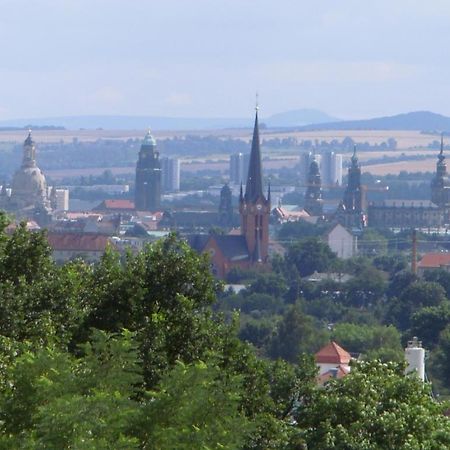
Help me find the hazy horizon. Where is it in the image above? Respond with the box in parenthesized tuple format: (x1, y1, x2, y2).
(2, 0, 450, 121)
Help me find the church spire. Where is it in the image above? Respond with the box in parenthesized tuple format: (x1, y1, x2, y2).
(439, 133, 445, 162)
(244, 107, 265, 203)
(351, 144, 358, 166)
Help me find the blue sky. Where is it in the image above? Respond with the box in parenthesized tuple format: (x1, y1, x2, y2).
(1, 0, 450, 120)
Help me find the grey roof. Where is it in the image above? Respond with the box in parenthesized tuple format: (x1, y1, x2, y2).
(371, 200, 438, 208)
(185, 234, 210, 253)
(211, 234, 249, 261)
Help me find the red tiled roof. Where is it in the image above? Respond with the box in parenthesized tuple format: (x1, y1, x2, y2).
(315, 341, 351, 364)
(103, 199, 135, 210)
(47, 232, 111, 252)
(418, 253, 450, 269)
(93, 200, 135, 211)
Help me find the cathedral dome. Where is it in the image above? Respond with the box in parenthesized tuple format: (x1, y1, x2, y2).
(11, 166, 47, 198)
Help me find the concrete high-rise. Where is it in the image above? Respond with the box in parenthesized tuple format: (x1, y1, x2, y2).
(321, 152, 343, 186)
(230, 152, 250, 184)
(161, 157, 180, 192)
(135, 130, 161, 211)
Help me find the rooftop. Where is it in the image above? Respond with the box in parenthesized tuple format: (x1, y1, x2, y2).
(315, 341, 351, 365)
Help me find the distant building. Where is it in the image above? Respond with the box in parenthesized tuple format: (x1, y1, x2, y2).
(367, 141, 450, 230)
(321, 151, 343, 186)
(55, 189, 69, 211)
(304, 157, 323, 216)
(368, 200, 445, 229)
(336, 147, 363, 229)
(135, 130, 161, 211)
(218, 183, 233, 227)
(93, 199, 135, 213)
(229, 152, 250, 184)
(326, 223, 357, 259)
(299, 151, 319, 186)
(47, 232, 113, 263)
(271, 205, 311, 224)
(187, 107, 270, 278)
(161, 157, 180, 192)
(417, 252, 450, 276)
(431, 135, 450, 208)
(315, 341, 352, 385)
(0, 131, 53, 225)
(239, 108, 271, 265)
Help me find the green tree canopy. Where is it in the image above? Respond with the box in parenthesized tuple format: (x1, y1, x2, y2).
(297, 360, 450, 449)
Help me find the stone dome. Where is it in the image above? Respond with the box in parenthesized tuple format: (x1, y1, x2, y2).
(10, 166, 48, 208)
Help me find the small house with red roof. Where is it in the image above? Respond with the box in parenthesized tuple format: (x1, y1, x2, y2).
(315, 341, 352, 384)
(417, 252, 450, 276)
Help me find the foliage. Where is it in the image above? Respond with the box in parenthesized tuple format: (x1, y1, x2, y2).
(297, 360, 450, 449)
(285, 237, 337, 277)
(269, 304, 328, 362)
(331, 323, 403, 362)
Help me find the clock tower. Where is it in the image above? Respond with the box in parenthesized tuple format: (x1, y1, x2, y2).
(239, 108, 270, 263)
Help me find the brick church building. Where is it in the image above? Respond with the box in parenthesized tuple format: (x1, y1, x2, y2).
(188, 108, 271, 278)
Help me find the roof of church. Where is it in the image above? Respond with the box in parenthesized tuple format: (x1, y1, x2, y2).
(185, 234, 210, 253)
(244, 110, 265, 203)
(186, 233, 249, 261)
(211, 234, 249, 261)
(315, 341, 351, 364)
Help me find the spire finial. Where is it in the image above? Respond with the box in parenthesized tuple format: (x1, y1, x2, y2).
(255, 92, 259, 112)
(353, 144, 357, 157)
(441, 133, 444, 155)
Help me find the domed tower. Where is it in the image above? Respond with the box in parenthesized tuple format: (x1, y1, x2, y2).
(239, 107, 270, 263)
(9, 131, 50, 211)
(135, 130, 161, 211)
(304, 156, 323, 215)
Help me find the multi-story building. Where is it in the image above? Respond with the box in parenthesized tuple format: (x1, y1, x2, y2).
(161, 157, 180, 192)
(229, 152, 250, 185)
(321, 151, 343, 186)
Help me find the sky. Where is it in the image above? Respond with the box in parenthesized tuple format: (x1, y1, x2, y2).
(1, 0, 450, 120)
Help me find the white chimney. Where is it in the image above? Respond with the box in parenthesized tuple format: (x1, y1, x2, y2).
(405, 337, 425, 381)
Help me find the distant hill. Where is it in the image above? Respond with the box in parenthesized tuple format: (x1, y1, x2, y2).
(0, 109, 338, 131)
(265, 109, 340, 127)
(298, 111, 450, 132)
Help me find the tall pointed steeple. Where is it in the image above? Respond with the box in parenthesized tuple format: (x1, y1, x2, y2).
(239, 104, 270, 265)
(244, 108, 265, 203)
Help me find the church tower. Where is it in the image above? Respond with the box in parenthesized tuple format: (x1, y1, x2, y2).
(304, 156, 323, 215)
(218, 183, 233, 227)
(135, 130, 161, 211)
(343, 146, 362, 212)
(431, 135, 450, 207)
(337, 146, 363, 228)
(239, 107, 270, 263)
